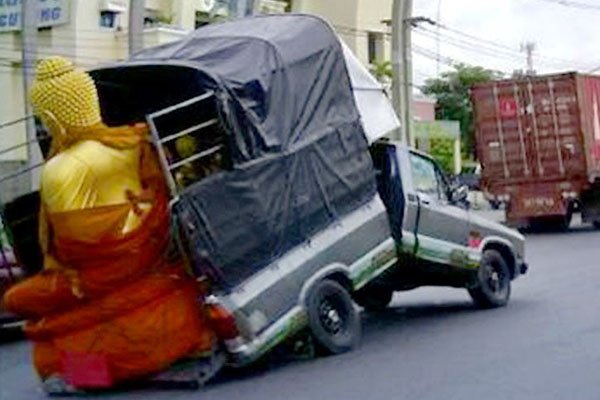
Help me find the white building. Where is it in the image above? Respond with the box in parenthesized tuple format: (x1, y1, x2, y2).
(0, 0, 393, 200)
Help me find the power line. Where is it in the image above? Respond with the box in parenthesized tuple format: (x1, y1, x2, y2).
(433, 24, 594, 67)
(415, 24, 598, 72)
(414, 27, 525, 62)
(528, 0, 600, 10)
(334, 20, 595, 71)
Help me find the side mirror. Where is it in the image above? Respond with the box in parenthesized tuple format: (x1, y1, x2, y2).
(451, 185, 470, 208)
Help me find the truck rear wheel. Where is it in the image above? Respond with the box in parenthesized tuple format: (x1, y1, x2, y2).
(468, 249, 511, 308)
(306, 279, 360, 355)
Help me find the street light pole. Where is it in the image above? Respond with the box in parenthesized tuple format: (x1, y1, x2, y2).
(129, 0, 145, 56)
(234, 0, 255, 17)
(21, 0, 40, 190)
(401, 0, 415, 148)
(391, 0, 403, 142)
(391, 0, 414, 146)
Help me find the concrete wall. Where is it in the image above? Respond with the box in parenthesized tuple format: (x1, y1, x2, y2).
(413, 98, 436, 122)
(292, 0, 392, 66)
(292, 0, 360, 57)
(354, 0, 392, 64)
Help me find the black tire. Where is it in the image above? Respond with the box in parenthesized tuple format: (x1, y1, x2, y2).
(353, 286, 393, 311)
(529, 214, 571, 232)
(593, 221, 600, 230)
(468, 250, 511, 308)
(306, 279, 361, 355)
(554, 212, 572, 232)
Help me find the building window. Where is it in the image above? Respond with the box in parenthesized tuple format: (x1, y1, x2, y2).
(257, 0, 288, 14)
(100, 11, 117, 28)
(368, 32, 384, 64)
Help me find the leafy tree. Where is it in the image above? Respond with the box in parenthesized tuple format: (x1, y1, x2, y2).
(428, 136, 454, 174)
(422, 63, 503, 158)
(370, 60, 392, 84)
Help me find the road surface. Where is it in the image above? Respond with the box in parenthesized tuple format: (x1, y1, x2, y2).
(1, 219, 599, 400)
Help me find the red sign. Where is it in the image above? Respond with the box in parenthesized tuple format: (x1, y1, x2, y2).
(61, 352, 113, 388)
(499, 98, 518, 118)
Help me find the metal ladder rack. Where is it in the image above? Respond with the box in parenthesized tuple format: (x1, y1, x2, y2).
(146, 91, 226, 200)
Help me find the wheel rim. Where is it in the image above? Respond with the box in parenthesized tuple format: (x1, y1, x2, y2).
(482, 259, 508, 298)
(318, 296, 346, 336)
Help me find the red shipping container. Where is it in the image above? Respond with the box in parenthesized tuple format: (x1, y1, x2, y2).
(471, 72, 600, 226)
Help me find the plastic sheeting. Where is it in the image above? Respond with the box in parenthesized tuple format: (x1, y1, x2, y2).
(91, 15, 382, 288)
(341, 41, 401, 144)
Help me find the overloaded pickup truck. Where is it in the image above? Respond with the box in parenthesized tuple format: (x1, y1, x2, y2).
(0, 15, 528, 390)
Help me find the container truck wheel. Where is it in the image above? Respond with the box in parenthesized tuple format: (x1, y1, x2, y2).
(306, 279, 361, 355)
(549, 212, 572, 232)
(468, 249, 511, 308)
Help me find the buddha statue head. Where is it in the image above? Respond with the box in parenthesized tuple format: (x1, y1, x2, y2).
(30, 56, 102, 141)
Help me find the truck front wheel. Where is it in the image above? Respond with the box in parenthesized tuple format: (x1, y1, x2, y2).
(306, 279, 361, 355)
(468, 250, 511, 308)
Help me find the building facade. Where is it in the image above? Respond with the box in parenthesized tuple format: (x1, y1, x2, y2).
(0, 0, 395, 200)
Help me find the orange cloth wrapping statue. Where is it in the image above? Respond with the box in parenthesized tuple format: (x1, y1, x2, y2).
(3, 57, 215, 387)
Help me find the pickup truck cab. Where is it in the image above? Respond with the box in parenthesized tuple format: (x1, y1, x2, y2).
(355, 140, 528, 310)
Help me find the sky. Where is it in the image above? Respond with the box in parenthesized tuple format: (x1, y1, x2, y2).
(411, 0, 600, 85)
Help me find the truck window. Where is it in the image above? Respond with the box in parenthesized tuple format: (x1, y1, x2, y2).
(410, 153, 445, 202)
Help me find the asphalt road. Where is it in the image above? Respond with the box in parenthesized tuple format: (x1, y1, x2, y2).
(2, 219, 600, 400)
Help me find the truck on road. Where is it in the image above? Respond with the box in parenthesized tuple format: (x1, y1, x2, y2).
(472, 72, 600, 230)
(1, 15, 528, 392)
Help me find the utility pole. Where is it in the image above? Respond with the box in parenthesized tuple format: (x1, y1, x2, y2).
(129, 0, 145, 56)
(521, 41, 536, 76)
(436, 0, 442, 76)
(22, 0, 40, 190)
(233, 0, 255, 17)
(391, 0, 416, 146)
(391, 0, 406, 143)
(401, 1, 415, 148)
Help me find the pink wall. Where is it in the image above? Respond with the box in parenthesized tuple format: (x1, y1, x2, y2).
(413, 98, 436, 122)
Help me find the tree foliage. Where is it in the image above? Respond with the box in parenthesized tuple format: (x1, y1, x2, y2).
(370, 60, 392, 84)
(422, 64, 503, 157)
(428, 136, 455, 174)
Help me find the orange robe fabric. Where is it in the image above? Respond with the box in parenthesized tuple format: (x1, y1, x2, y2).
(4, 125, 215, 387)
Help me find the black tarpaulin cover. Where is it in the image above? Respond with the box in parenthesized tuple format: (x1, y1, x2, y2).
(122, 15, 378, 288)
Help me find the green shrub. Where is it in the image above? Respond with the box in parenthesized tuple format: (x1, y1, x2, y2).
(429, 136, 454, 174)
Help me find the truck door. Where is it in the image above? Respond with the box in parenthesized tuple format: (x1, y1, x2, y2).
(372, 144, 405, 242)
(408, 152, 470, 265)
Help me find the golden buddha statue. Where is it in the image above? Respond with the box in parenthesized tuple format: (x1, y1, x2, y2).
(3, 57, 215, 390)
(30, 56, 148, 236)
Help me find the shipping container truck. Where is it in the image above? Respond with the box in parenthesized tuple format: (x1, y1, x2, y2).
(471, 72, 600, 229)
